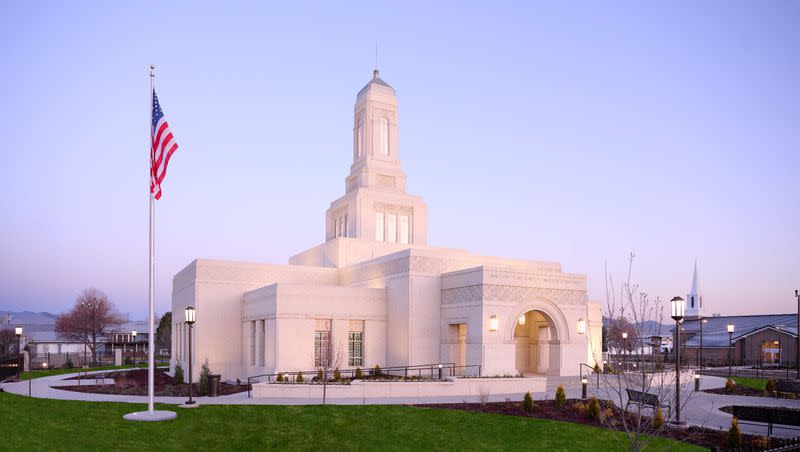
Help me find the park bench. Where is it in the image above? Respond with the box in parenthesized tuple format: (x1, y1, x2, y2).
(731, 405, 800, 436)
(625, 388, 671, 417)
(776, 381, 800, 399)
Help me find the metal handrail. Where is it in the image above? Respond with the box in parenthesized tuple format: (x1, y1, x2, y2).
(247, 362, 485, 398)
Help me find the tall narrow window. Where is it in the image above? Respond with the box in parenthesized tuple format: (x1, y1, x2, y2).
(250, 321, 256, 366)
(357, 120, 364, 157)
(375, 212, 384, 241)
(314, 330, 330, 367)
(379, 116, 389, 155)
(399, 214, 409, 244)
(387, 213, 397, 242)
(348, 332, 364, 366)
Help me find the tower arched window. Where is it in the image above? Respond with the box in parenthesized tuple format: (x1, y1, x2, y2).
(379, 116, 389, 156)
(357, 120, 364, 157)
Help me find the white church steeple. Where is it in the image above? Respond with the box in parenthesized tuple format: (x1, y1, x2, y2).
(322, 70, 428, 246)
(685, 261, 703, 319)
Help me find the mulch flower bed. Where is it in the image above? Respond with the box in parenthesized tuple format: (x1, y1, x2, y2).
(703, 387, 793, 399)
(416, 398, 794, 451)
(53, 368, 249, 396)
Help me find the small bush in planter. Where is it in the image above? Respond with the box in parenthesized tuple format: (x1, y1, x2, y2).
(724, 378, 736, 394)
(652, 406, 664, 429)
(199, 359, 211, 394)
(765, 379, 776, 395)
(316, 369, 323, 382)
(296, 373, 304, 383)
(333, 368, 341, 381)
(555, 384, 566, 408)
(173, 362, 185, 384)
(276, 373, 284, 383)
(522, 392, 534, 413)
(373, 364, 381, 377)
(354, 367, 363, 379)
(593, 363, 601, 374)
(587, 396, 601, 421)
(726, 417, 742, 448)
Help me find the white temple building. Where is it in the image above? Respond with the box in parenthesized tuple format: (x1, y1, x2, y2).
(171, 70, 602, 381)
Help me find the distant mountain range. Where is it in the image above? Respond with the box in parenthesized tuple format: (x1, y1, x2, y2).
(0, 311, 58, 333)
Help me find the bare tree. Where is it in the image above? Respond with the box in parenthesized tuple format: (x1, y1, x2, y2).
(588, 254, 697, 451)
(55, 288, 125, 363)
(317, 337, 345, 405)
(0, 329, 17, 355)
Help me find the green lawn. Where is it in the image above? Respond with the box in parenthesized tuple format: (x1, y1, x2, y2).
(0, 392, 702, 451)
(731, 377, 768, 391)
(19, 364, 168, 380)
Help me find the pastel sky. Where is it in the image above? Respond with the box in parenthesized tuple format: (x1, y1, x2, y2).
(1, 1, 798, 319)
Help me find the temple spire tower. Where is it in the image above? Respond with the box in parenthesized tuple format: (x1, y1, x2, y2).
(323, 70, 428, 248)
(685, 261, 703, 319)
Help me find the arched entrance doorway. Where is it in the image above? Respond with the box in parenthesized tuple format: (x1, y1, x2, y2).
(513, 310, 560, 376)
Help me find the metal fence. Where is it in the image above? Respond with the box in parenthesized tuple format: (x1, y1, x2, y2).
(26, 351, 169, 370)
(247, 362, 483, 397)
(698, 360, 800, 381)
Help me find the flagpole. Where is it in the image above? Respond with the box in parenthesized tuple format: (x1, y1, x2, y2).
(123, 65, 175, 422)
(148, 65, 156, 413)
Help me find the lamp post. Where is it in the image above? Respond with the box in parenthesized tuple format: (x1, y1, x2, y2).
(727, 324, 735, 377)
(132, 330, 138, 366)
(622, 332, 628, 371)
(699, 318, 707, 369)
(184, 306, 196, 406)
(670, 296, 685, 425)
(14, 325, 22, 377)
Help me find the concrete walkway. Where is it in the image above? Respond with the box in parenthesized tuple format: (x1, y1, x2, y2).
(2, 370, 799, 438)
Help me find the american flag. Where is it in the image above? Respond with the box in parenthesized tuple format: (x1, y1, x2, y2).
(150, 90, 178, 200)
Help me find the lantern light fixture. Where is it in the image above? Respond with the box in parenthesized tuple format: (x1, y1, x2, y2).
(577, 318, 586, 334)
(670, 296, 685, 321)
(185, 306, 196, 325)
(518, 315, 526, 326)
(489, 315, 498, 332)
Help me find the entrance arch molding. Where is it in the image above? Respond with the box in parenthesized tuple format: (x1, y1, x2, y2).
(504, 297, 570, 343)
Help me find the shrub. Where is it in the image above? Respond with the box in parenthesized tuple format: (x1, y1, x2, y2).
(593, 363, 601, 374)
(555, 384, 566, 408)
(653, 406, 664, 429)
(726, 417, 742, 448)
(355, 367, 364, 379)
(725, 378, 736, 394)
(316, 369, 324, 382)
(523, 392, 534, 413)
(373, 364, 381, 376)
(199, 359, 211, 394)
(276, 373, 284, 383)
(296, 373, 304, 383)
(587, 396, 601, 421)
(124, 357, 134, 365)
(65, 358, 74, 369)
(753, 436, 770, 450)
(333, 368, 341, 381)
(114, 374, 129, 388)
(766, 379, 776, 394)
(173, 362, 185, 384)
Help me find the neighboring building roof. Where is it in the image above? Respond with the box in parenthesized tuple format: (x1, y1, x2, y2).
(674, 314, 797, 348)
